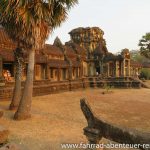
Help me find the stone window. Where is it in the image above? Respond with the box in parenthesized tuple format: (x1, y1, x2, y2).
(63, 69, 67, 80)
(73, 68, 75, 76)
(35, 65, 40, 77)
(51, 69, 53, 78)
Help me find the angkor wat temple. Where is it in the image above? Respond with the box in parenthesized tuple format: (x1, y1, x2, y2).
(0, 27, 141, 81)
(0, 26, 146, 99)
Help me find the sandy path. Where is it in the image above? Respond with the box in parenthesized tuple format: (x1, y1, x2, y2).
(0, 88, 150, 150)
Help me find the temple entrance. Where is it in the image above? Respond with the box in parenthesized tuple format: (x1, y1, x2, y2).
(96, 67, 100, 74)
(62, 68, 67, 80)
(35, 64, 42, 80)
(3, 63, 14, 77)
(119, 62, 122, 76)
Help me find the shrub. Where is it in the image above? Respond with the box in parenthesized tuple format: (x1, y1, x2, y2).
(140, 68, 150, 80)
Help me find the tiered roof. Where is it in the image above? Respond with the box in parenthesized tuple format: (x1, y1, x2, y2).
(0, 28, 86, 68)
(43, 44, 64, 57)
(141, 62, 150, 68)
(130, 60, 142, 68)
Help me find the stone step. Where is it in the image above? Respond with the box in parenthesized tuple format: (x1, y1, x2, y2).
(134, 78, 150, 89)
(0, 126, 9, 144)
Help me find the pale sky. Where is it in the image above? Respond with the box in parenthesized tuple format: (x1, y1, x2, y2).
(46, 0, 150, 53)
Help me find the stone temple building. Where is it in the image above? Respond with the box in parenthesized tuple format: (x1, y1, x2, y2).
(0, 26, 141, 82)
(68, 27, 138, 77)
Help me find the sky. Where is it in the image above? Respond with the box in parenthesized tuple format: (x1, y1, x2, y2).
(46, 0, 150, 53)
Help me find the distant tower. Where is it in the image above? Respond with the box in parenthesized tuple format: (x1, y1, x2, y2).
(69, 27, 107, 58)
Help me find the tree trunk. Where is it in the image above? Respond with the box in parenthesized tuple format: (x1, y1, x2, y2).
(9, 48, 23, 110)
(9, 71, 22, 110)
(14, 49, 35, 120)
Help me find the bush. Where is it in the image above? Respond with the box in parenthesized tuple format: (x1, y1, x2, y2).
(140, 68, 150, 80)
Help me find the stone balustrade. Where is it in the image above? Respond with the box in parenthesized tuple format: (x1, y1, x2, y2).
(80, 99, 150, 150)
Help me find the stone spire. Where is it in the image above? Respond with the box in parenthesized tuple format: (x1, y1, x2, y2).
(68, 27, 107, 58)
(53, 36, 63, 47)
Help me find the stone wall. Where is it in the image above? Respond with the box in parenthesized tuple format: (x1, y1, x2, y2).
(0, 77, 141, 101)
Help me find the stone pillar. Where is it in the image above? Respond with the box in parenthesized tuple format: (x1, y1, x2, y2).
(41, 65, 45, 79)
(0, 56, 5, 86)
(115, 61, 119, 77)
(101, 61, 103, 75)
(75, 68, 78, 79)
(69, 65, 72, 80)
(91, 62, 96, 76)
(122, 60, 125, 77)
(79, 64, 81, 78)
(88, 63, 91, 76)
(115, 61, 117, 77)
(79, 65, 83, 78)
(107, 63, 109, 77)
(34, 65, 36, 81)
(128, 60, 131, 76)
(0, 56, 3, 79)
(66, 68, 69, 79)
(45, 64, 50, 79)
(57, 68, 61, 81)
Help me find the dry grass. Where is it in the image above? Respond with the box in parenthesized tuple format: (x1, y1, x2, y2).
(0, 88, 150, 150)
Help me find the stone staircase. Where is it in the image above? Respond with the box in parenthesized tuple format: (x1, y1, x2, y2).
(91, 76, 142, 88)
(129, 77, 150, 89)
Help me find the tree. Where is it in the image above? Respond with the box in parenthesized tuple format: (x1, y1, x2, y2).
(0, 13, 26, 110)
(0, 0, 78, 120)
(9, 47, 25, 110)
(130, 50, 150, 63)
(139, 33, 150, 59)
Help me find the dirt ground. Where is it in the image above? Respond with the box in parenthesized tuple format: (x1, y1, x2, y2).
(0, 88, 150, 150)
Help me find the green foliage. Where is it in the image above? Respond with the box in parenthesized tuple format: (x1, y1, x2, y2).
(130, 50, 150, 63)
(140, 68, 150, 80)
(139, 33, 150, 59)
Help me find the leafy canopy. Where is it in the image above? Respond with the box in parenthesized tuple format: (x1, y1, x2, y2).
(0, 0, 78, 49)
(139, 33, 150, 59)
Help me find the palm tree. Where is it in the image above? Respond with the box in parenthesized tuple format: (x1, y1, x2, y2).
(0, 0, 78, 120)
(0, 12, 26, 110)
(9, 47, 25, 110)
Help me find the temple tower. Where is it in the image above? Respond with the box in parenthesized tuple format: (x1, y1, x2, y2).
(69, 27, 108, 76)
(69, 27, 107, 58)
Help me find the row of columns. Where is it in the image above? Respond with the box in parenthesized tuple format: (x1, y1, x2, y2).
(0, 60, 84, 82)
(44, 64, 83, 81)
(107, 59, 131, 77)
(121, 59, 130, 77)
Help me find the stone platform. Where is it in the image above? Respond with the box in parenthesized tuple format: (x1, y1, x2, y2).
(0, 77, 141, 101)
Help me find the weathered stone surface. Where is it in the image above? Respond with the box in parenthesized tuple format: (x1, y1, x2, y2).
(0, 126, 9, 144)
(0, 143, 22, 150)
